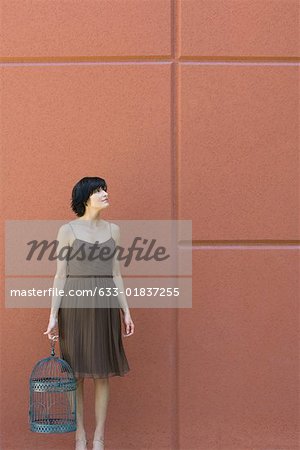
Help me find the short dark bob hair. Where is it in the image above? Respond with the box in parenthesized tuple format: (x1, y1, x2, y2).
(70, 176, 107, 217)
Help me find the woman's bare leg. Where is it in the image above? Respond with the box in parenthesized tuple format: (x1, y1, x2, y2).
(93, 377, 110, 441)
(75, 377, 86, 439)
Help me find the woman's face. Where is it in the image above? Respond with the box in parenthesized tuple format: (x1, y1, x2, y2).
(86, 186, 109, 210)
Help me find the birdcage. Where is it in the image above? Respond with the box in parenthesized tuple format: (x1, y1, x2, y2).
(29, 335, 77, 433)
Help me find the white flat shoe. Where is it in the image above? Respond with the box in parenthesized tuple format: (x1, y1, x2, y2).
(92, 437, 104, 450)
(75, 437, 88, 450)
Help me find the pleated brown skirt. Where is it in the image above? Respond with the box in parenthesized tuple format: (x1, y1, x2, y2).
(57, 276, 130, 379)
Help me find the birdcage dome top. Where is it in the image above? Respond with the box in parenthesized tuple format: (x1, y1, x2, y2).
(30, 356, 75, 378)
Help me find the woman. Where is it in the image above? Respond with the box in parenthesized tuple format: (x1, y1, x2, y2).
(44, 176, 134, 450)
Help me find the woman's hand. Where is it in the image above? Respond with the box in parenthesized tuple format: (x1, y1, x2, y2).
(122, 313, 134, 337)
(43, 316, 59, 341)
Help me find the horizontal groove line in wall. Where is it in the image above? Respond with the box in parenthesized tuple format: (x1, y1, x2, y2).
(179, 56, 300, 62)
(181, 241, 300, 249)
(0, 56, 299, 65)
(0, 55, 173, 63)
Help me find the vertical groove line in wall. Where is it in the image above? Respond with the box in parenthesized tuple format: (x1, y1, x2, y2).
(171, 0, 180, 449)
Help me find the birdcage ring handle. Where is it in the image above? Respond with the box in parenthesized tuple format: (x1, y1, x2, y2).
(50, 334, 59, 346)
(49, 334, 59, 356)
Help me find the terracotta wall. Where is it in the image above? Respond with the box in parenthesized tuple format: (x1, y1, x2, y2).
(1, 1, 299, 449)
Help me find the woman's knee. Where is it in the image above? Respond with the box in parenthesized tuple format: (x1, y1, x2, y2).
(93, 377, 109, 383)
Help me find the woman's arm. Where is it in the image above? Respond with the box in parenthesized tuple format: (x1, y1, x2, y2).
(111, 224, 134, 337)
(111, 224, 130, 316)
(49, 224, 71, 319)
(44, 223, 71, 339)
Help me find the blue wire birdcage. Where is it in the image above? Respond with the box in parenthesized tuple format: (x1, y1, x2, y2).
(29, 334, 77, 433)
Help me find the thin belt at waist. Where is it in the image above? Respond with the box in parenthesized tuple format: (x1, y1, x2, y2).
(67, 275, 113, 278)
